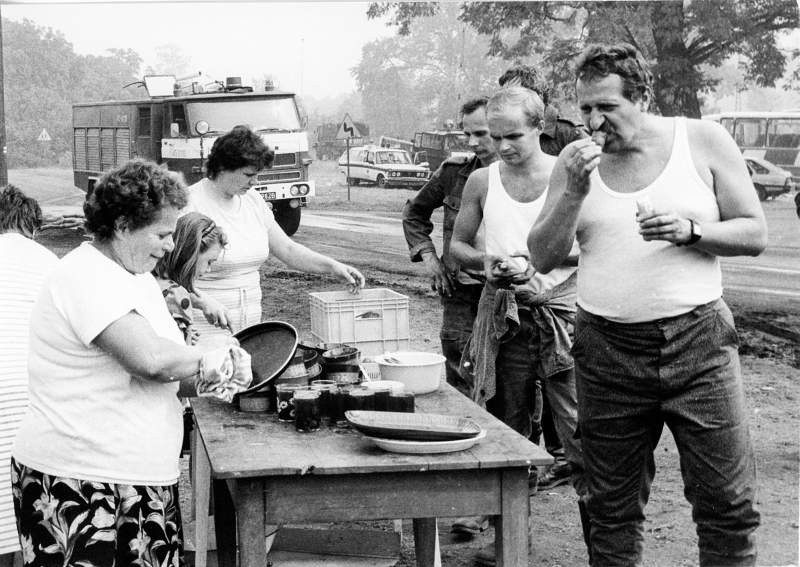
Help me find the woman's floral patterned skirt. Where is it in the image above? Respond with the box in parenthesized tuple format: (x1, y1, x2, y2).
(10, 458, 184, 567)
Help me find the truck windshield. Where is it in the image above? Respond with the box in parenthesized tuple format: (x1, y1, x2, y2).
(376, 151, 411, 165)
(186, 97, 301, 132)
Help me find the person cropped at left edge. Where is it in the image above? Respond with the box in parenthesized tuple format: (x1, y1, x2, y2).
(12, 160, 252, 567)
(184, 125, 365, 347)
(0, 186, 58, 567)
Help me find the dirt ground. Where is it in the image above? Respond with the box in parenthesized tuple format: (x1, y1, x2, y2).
(30, 161, 799, 566)
(256, 268, 799, 567)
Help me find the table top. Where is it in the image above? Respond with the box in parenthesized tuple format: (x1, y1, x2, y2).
(192, 382, 553, 479)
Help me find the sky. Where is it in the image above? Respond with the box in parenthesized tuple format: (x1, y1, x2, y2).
(2, 1, 394, 98)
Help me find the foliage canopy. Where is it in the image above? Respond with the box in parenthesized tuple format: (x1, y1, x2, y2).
(354, 4, 509, 139)
(3, 18, 142, 167)
(367, 0, 799, 118)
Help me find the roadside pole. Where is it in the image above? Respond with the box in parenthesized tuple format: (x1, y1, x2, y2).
(0, 6, 8, 186)
(346, 136, 350, 201)
(337, 113, 357, 202)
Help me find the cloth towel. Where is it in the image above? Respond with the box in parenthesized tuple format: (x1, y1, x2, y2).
(461, 271, 577, 408)
(196, 345, 253, 403)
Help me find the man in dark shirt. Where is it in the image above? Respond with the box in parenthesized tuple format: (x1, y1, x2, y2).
(403, 96, 497, 396)
(402, 97, 497, 539)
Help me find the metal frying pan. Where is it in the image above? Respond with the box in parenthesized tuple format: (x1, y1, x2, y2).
(234, 320, 298, 394)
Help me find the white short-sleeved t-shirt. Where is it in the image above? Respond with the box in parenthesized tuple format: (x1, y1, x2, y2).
(13, 242, 185, 485)
(183, 180, 276, 340)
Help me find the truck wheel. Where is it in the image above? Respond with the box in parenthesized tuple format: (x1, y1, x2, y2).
(273, 204, 302, 236)
(754, 185, 767, 201)
(376, 174, 386, 188)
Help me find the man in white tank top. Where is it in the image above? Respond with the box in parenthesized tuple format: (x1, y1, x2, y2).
(451, 86, 589, 565)
(529, 43, 766, 567)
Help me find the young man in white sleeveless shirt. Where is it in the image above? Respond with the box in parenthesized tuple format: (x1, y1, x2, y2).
(451, 86, 588, 566)
(530, 43, 765, 567)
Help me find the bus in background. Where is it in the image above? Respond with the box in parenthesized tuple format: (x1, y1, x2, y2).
(703, 111, 800, 182)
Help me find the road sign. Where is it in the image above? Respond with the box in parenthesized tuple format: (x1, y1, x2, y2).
(336, 113, 361, 140)
(37, 128, 51, 142)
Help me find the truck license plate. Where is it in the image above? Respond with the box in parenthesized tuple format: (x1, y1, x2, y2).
(261, 192, 276, 201)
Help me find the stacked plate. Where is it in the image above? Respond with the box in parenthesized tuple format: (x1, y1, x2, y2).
(345, 410, 486, 454)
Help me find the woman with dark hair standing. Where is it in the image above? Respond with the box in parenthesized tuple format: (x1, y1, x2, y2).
(0, 185, 58, 567)
(12, 160, 251, 567)
(185, 124, 365, 346)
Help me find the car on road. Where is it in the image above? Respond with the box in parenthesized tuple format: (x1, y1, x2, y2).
(745, 156, 795, 201)
(338, 145, 430, 188)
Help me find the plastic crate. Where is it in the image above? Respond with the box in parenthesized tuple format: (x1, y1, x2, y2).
(309, 288, 410, 357)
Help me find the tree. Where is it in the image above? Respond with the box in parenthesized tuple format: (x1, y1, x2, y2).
(355, 3, 506, 139)
(369, 0, 799, 117)
(144, 43, 194, 78)
(3, 17, 141, 167)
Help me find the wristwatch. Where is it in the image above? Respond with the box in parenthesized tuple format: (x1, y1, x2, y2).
(677, 218, 702, 246)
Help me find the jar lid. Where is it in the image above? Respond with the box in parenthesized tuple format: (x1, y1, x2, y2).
(294, 389, 320, 400)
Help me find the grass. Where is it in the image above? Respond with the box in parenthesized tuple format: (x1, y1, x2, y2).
(309, 160, 418, 215)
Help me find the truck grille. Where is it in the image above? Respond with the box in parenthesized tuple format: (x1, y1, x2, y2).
(258, 171, 301, 183)
(273, 153, 296, 167)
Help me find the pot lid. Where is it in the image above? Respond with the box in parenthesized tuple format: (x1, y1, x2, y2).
(234, 320, 298, 394)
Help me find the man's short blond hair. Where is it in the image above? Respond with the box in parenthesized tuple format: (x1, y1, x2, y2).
(487, 86, 545, 129)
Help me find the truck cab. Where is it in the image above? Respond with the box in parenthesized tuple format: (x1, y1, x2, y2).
(72, 75, 314, 235)
(412, 130, 472, 172)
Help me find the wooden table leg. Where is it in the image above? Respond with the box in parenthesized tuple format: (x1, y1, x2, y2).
(212, 479, 238, 567)
(192, 431, 211, 567)
(412, 517, 439, 567)
(495, 469, 530, 567)
(236, 479, 266, 567)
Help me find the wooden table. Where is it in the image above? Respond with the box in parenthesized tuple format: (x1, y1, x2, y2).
(191, 383, 552, 567)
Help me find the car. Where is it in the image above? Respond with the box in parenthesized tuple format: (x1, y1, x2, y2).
(744, 156, 795, 201)
(338, 145, 430, 188)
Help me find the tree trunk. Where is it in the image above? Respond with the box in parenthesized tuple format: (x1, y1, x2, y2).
(650, 2, 702, 118)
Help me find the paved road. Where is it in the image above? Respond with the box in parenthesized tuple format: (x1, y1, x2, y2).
(301, 210, 800, 313)
(37, 202, 799, 313)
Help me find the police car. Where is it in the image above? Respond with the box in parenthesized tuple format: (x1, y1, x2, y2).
(338, 145, 430, 188)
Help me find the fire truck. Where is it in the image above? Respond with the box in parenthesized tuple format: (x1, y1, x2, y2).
(72, 74, 314, 235)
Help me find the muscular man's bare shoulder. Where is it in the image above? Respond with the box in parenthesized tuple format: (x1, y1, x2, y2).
(465, 165, 490, 184)
(463, 166, 490, 201)
(686, 118, 733, 161)
(687, 116, 722, 137)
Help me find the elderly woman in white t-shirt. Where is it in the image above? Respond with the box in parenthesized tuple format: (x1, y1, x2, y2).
(184, 125, 365, 346)
(12, 160, 251, 567)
